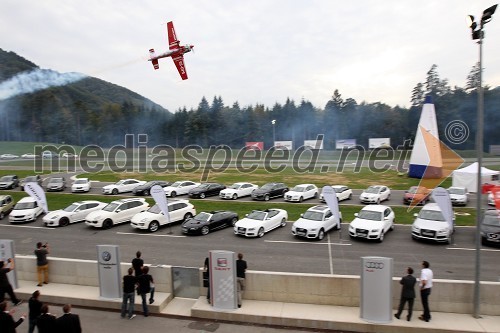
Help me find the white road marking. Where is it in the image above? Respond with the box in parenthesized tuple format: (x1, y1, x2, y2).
(447, 247, 500, 252)
(116, 232, 186, 238)
(264, 240, 352, 245)
(0, 224, 53, 230)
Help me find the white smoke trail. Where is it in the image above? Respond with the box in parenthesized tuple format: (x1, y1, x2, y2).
(0, 69, 87, 101)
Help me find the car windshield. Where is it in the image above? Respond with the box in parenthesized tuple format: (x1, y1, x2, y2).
(198, 184, 210, 189)
(143, 181, 156, 187)
(418, 209, 446, 221)
(291, 186, 306, 192)
(147, 204, 162, 214)
(260, 184, 274, 191)
(193, 212, 212, 222)
(171, 181, 182, 188)
(365, 186, 380, 194)
(63, 203, 79, 212)
(14, 202, 36, 210)
(114, 180, 126, 185)
(0, 176, 13, 181)
(25, 176, 38, 182)
(230, 184, 243, 189)
(74, 179, 87, 184)
(358, 210, 382, 221)
(247, 211, 267, 221)
(334, 187, 343, 193)
(50, 178, 63, 184)
(483, 214, 500, 227)
(409, 187, 425, 194)
(302, 211, 323, 221)
(103, 203, 119, 212)
(448, 188, 466, 195)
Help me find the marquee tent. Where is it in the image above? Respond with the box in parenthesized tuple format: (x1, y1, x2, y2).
(451, 162, 499, 192)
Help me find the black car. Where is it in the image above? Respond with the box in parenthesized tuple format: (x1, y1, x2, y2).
(46, 177, 66, 192)
(20, 175, 43, 190)
(181, 210, 238, 235)
(251, 182, 289, 201)
(0, 175, 19, 189)
(133, 180, 171, 196)
(481, 209, 500, 246)
(188, 183, 226, 199)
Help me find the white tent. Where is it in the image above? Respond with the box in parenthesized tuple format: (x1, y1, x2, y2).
(451, 162, 499, 192)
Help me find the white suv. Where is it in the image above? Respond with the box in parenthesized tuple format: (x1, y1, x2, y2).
(85, 198, 149, 229)
(131, 199, 196, 232)
(411, 203, 454, 244)
(291, 205, 342, 240)
(9, 197, 44, 223)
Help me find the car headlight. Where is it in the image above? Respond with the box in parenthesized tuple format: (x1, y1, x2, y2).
(51, 215, 59, 220)
(371, 229, 379, 233)
(310, 228, 317, 231)
(412, 226, 420, 232)
(349, 225, 354, 230)
(140, 217, 149, 222)
(438, 228, 448, 234)
(248, 228, 255, 231)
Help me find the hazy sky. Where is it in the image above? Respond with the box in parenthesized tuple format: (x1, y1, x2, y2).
(1, 1, 500, 112)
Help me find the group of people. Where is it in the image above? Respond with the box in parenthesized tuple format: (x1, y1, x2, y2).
(0, 296, 81, 333)
(394, 260, 434, 322)
(121, 251, 155, 319)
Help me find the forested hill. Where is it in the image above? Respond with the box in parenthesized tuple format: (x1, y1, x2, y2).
(0, 48, 171, 146)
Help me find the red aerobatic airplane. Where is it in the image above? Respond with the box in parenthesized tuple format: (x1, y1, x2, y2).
(148, 21, 194, 80)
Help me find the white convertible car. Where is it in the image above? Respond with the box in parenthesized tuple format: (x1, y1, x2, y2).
(234, 208, 288, 238)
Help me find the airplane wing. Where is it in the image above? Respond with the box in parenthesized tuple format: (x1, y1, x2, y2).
(149, 49, 159, 70)
(172, 55, 188, 80)
(167, 21, 180, 50)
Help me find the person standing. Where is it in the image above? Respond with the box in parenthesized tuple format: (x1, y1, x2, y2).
(35, 304, 57, 333)
(34, 242, 49, 287)
(419, 260, 433, 322)
(121, 267, 137, 319)
(137, 266, 155, 317)
(236, 253, 247, 308)
(0, 258, 22, 306)
(28, 290, 42, 333)
(394, 267, 416, 321)
(0, 301, 26, 333)
(56, 304, 82, 333)
(132, 251, 144, 277)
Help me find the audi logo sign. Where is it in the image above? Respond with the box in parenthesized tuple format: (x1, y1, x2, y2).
(365, 262, 384, 269)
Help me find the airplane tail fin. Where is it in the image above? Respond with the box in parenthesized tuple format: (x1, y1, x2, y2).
(149, 48, 159, 70)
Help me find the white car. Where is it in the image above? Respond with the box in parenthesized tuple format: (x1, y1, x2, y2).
(43, 200, 106, 227)
(131, 199, 196, 232)
(71, 178, 91, 193)
(292, 205, 342, 240)
(102, 179, 145, 195)
(234, 208, 288, 238)
(411, 203, 454, 244)
(348, 205, 395, 242)
(0, 154, 19, 159)
(359, 185, 391, 204)
(219, 182, 258, 200)
(163, 180, 200, 197)
(284, 184, 318, 202)
(9, 197, 44, 223)
(21, 153, 38, 159)
(447, 186, 469, 206)
(85, 198, 149, 229)
(320, 185, 353, 202)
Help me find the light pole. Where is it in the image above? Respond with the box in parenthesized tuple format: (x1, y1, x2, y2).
(467, 4, 497, 319)
(271, 119, 276, 147)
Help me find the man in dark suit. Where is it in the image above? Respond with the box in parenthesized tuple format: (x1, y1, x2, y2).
(36, 304, 57, 333)
(394, 267, 417, 321)
(56, 304, 82, 333)
(0, 301, 26, 333)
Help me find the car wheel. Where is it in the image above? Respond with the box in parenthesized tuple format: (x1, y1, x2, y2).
(183, 213, 193, 222)
(201, 226, 210, 235)
(230, 217, 238, 226)
(111, 188, 118, 195)
(280, 218, 287, 227)
(313, 192, 318, 199)
(348, 193, 352, 200)
(103, 219, 113, 229)
(232, 193, 238, 200)
(0, 212, 4, 220)
(60, 217, 70, 227)
(264, 194, 270, 201)
(317, 229, 325, 241)
(378, 231, 384, 243)
(143, 190, 150, 196)
(481, 237, 487, 246)
(299, 196, 303, 203)
(376, 198, 380, 204)
(200, 193, 206, 199)
(149, 221, 159, 233)
(258, 227, 265, 238)
(171, 191, 177, 198)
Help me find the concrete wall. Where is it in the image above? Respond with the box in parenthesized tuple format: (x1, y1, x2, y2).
(14, 256, 500, 315)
